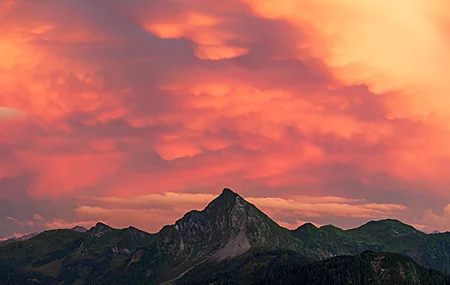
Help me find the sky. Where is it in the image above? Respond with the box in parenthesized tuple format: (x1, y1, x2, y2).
(1, 0, 450, 237)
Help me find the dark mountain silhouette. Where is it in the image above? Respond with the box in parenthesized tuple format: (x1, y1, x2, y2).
(0, 188, 449, 284)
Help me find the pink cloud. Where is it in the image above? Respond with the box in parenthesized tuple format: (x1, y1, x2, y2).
(415, 204, 450, 232)
(1, 0, 450, 236)
(43, 219, 97, 231)
(33, 214, 44, 221)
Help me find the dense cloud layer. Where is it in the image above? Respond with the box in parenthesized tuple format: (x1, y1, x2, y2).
(1, 0, 450, 236)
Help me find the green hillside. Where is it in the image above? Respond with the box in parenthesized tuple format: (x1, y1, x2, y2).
(178, 250, 450, 285)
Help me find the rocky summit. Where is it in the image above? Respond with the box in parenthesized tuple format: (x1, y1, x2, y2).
(168, 188, 297, 261)
(0, 188, 450, 285)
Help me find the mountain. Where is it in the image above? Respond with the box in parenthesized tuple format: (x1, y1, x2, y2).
(72, 226, 88, 233)
(291, 218, 450, 273)
(0, 232, 38, 246)
(178, 250, 450, 285)
(0, 188, 297, 284)
(0, 188, 449, 284)
(167, 188, 299, 261)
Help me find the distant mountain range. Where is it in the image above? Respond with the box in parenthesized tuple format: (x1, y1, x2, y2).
(0, 188, 449, 285)
(71, 226, 88, 233)
(0, 232, 38, 246)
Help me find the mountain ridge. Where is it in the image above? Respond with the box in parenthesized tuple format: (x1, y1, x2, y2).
(1, 188, 450, 284)
(0, 232, 38, 246)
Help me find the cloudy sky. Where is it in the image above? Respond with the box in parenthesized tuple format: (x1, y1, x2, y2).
(1, 0, 450, 237)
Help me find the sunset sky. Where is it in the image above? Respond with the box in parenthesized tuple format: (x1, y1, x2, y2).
(1, 0, 450, 237)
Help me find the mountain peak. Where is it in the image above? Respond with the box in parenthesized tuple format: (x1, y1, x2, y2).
(299, 222, 318, 229)
(319, 224, 345, 233)
(204, 188, 241, 211)
(94, 222, 111, 228)
(349, 219, 422, 236)
(362, 219, 411, 229)
(71, 226, 87, 233)
(170, 188, 296, 261)
(222, 187, 236, 194)
(293, 223, 321, 239)
(295, 222, 319, 232)
(219, 188, 239, 200)
(89, 222, 112, 237)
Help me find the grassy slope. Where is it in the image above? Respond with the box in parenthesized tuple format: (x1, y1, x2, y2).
(292, 219, 450, 272)
(177, 250, 450, 285)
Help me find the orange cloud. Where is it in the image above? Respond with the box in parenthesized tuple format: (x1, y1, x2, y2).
(247, 197, 407, 219)
(0, 107, 24, 121)
(43, 219, 97, 231)
(14, 151, 123, 198)
(415, 204, 450, 232)
(88, 192, 217, 208)
(1, 0, 450, 236)
(144, 10, 248, 60)
(243, 0, 450, 117)
(33, 214, 44, 221)
(194, 45, 249, 60)
(5, 216, 36, 228)
(74, 206, 184, 232)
